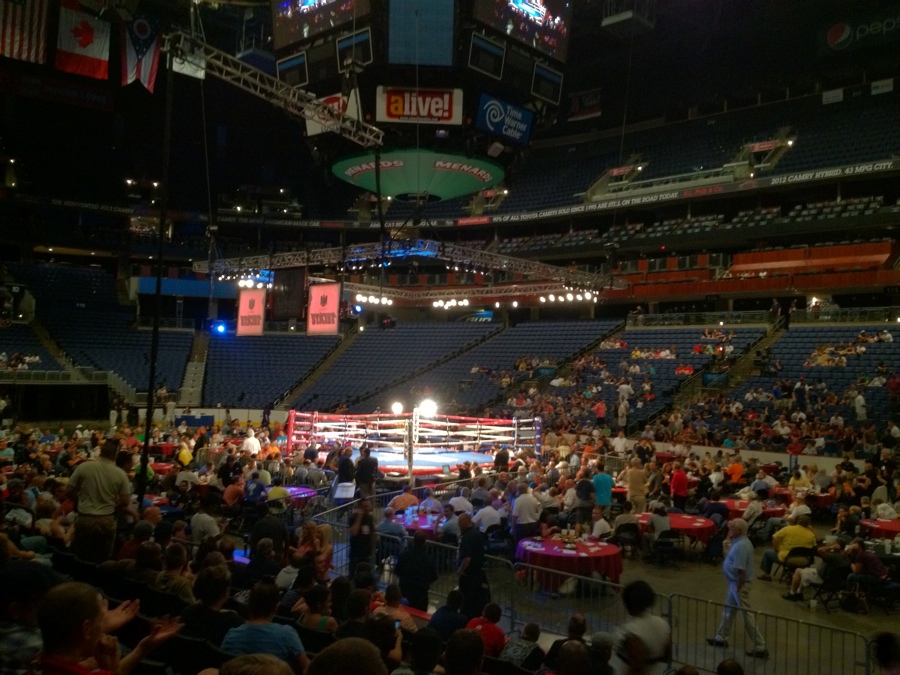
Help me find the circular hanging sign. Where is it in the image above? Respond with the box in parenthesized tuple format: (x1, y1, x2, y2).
(332, 149, 505, 202)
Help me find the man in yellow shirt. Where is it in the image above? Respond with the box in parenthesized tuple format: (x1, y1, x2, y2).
(266, 475, 290, 515)
(175, 439, 193, 470)
(759, 514, 816, 580)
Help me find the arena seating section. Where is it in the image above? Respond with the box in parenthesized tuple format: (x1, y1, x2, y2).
(0, 323, 62, 372)
(294, 322, 499, 412)
(7, 263, 192, 392)
(203, 333, 340, 409)
(549, 327, 766, 429)
(354, 320, 623, 414)
(695, 326, 896, 445)
(372, 94, 899, 222)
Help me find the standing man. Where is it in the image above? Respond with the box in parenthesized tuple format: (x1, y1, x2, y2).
(68, 440, 133, 563)
(348, 497, 376, 574)
(355, 444, 378, 498)
(510, 484, 541, 543)
(707, 519, 768, 659)
(592, 463, 614, 511)
(337, 446, 356, 485)
(457, 513, 488, 619)
(855, 390, 867, 423)
(241, 428, 261, 456)
(670, 462, 689, 512)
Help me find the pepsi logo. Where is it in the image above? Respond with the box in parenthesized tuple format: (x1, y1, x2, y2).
(826, 23, 852, 50)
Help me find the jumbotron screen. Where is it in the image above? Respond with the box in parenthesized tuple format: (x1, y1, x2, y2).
(473, 0, 572, 63)
(272, 0, 371, 50)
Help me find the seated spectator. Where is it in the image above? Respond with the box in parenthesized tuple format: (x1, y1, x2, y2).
(376, 507, 408, 539)
(758, 496, 811, 541)
(250, 503, 288, 561)
(275, 552, 307, 591)
(305, 638, 389, 675)
(280, 563, 317, 616)
(499, 622, 544, 671)
(449, 488, 474, 515)
(545, 613, 587, 670)
(846, 538, 891, 588)
(155, 542, 196, 604)
(427, 589, 469, 640)
(444, 628, 485, 675)
(387, 485, 419, 513)
(222, 579, 310, 672)
(555, 639, 592, 675)
(612, 501, 640, 534)
(246, 538, 281, 585)
(116, 520, 154, 561)
(180, 564, 244, 646)
(335, 589, 372, 640)
(365, 613, 404, 671)
(783, 540, 850, 601)
(373, 583, 417, 633)
(465, 602, 506, 658)
(298, 584, 339, 635)
(417, 489, 441, 515)
(244, 472, 268, 504)
(759, 515, 816, 581)
(101, 541, 164, 585)
(391, 627, 444, 675)
(36, 581, 179, 675)
(589, 631, 615, 675)
(471, 499, 502, 532)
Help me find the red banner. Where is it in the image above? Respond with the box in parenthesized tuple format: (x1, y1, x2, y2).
(748, 140, 778, 153)
(306, 283, 340, 336)
(236, 288, 266, 336)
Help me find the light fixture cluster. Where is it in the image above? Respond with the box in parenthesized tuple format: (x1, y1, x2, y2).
(445, 263, 484, 274)
(433, 299, 470, 308)
(218, 269, 273, 290)
(539, 291, 598, 303)
(355, 294, 394, 306)
(342, 258, 392, 272)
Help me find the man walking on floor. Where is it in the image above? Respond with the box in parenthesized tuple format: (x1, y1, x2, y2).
(707, 518, 768, 659)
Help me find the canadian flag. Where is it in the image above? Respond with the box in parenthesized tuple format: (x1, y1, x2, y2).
(54, 0, 109, 80)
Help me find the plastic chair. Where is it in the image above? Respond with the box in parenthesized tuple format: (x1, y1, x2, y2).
(810, 564, 852, 613)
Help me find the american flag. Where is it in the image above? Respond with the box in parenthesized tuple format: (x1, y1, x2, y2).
(0, 0, 48, 64)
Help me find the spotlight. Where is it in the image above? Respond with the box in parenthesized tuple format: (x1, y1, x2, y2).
(576, 294, 583, 301)
(549, 294, 555, 301)
(419, 399, 438, 418)
(495, 302, 500, 308)
(512, 301, 518, 308)
(540, 297, 546, 303)
(356, 294, 364, 302)
(391, 401, 404, 415)
(353, 304, 363, 314)
(214, 323, 226, 334)
(584, 292, 592, 299)
(566, 293, 574, 301)
(256, 282, 264, 289)
(368, 296, 376, 303)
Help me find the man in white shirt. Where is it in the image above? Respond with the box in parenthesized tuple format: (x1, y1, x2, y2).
(617, 379, 634, 399)
(511, 485, 541, 541)
(855, 392, 867, 421)
(590, 506, 612, 539)
(610, 430, 628, 456)
(241, 428, 261, 456)
(449, 487, 474, 514)
(829, 414, 844, 428)
(472, 501, 502, 531)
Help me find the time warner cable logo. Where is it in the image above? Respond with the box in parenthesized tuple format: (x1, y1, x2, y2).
(482, 99, 507, 132)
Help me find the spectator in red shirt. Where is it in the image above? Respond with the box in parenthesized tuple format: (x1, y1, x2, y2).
(670, 463, 689, 512)
(465, 602, 506, 657)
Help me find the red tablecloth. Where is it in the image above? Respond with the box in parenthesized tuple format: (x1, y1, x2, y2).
(770, 486, 792, 502)
(146, 494, 169, 506)
(638, 512, 716, 544)
(612, 487, 628, 501)
(861, 518, 900, 540)
(655, 452, 677, 464)
(516, 536, 623, 589)
(150, 462, 174, 475)
(285, 486, 317, 508)
(151, 443, 175, 457)
(768, 487, 834, 510)
(724, 500, 784, 521)
(400, 514, 438, 538)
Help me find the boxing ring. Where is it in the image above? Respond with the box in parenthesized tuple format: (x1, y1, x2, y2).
(285, 410, 541, 478)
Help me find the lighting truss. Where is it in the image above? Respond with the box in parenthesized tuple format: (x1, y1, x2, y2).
(342, 280, 583, 301)
(162, 31, 384, 148)
(193, 239, 615, 291)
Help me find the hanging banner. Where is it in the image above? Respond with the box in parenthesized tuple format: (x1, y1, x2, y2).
(306, 282, 340, 335)
(236, 288, 266, 336)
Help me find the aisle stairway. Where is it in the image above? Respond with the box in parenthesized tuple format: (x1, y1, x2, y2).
(179, 333, 209, 406)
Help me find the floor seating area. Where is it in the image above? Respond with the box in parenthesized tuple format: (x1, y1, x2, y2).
(358, 320, 623, 415)
(8, 263, 192, 392)
(203, 333, 341, 409)
(294, 322, 498, 412)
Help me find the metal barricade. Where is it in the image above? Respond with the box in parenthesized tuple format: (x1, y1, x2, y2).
(668, 593, 871, 675)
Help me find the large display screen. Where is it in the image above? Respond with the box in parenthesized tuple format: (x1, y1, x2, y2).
(272, 0, 371, 51)
(472, 0, 572, 62)
(389, 0, 455, 67)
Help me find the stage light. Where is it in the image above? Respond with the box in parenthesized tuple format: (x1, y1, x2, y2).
(419, 399, 438, 418)
(787, 139, 794, 146)
(576, 294, 583, 301)
(356, 294, 364, 302)
(719, 321, 724, 326)
(584, 292, 592, 299)
(368, 296, 376, 303)
(540, 297, 546, 303)
(353, 304, 363, 314)
(549, 294, 555, 301)
(214, 323, 226, 334)
(387, 299, 393, 305)
(391, 401, 404, 415)
(566, 293, 574, 301)
(512, 301, 518, 308)
(495, 302, 500, 308)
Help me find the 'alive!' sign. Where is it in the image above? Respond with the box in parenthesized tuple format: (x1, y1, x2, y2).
(376, 86, 463, 125)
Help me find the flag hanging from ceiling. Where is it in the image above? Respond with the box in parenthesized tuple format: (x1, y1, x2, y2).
(121, 15, 159, 91)
(0, 0, 49, 64)
(55, 0, 109, 79)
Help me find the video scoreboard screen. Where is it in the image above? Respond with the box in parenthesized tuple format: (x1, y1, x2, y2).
(272, 0, 371, 51)
(473, 0, 573, 63)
